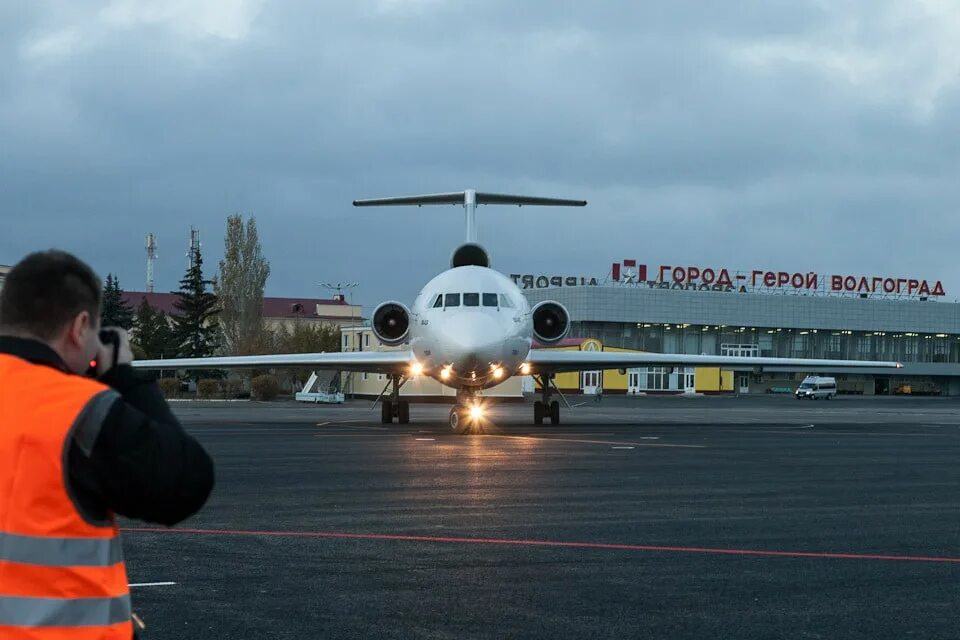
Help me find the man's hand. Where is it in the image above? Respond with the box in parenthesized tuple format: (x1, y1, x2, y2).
(96, 328, 134, 376)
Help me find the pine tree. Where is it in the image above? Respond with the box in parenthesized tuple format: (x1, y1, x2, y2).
(171, 251, 221, 363)
(132, 298, 178, 360)
(101, 274, 134, 330)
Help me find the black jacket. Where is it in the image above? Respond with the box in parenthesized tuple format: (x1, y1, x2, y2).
(0, 336, 214, 526)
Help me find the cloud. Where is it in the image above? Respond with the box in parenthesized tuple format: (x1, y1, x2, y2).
(1, 1, 960, 307)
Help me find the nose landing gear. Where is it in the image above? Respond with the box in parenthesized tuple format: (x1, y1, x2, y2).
(449, 389, 481, 434)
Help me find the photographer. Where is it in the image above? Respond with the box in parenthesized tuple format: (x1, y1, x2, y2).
(0, 250, 214, 639)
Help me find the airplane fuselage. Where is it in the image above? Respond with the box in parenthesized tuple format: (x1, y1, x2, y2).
(408, 266, 533, 390)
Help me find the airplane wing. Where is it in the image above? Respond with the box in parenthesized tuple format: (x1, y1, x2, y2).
(526, 350, 902, 373)
(132, 350, 414, 375)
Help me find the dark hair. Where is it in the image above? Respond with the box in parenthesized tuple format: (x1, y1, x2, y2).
(0, 250, 102, 340)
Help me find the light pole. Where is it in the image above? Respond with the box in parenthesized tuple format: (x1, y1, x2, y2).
(320, 281, 359, 396)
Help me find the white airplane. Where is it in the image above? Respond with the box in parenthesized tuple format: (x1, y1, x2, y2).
(135, 190, 902, 433)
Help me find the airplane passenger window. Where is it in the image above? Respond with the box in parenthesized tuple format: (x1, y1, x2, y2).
(499, 294, 514, 308)
(464, 293, 480, 307)
(483, 293, 498, 307)
(432, 295, 443, 308)
(445, 293, 460, 307)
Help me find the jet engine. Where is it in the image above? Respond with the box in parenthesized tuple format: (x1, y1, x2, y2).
(372, 301, 411, 346)
(450, 243, 490, 269)
(531, 301, 570, 344)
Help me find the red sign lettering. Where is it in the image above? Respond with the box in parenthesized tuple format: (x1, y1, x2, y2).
(611, 261, 945, 296)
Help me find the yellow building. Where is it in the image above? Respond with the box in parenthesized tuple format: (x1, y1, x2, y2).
(537, 338, 734, 395)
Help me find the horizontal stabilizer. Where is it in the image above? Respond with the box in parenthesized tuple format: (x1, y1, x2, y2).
(353, 188, 586, 243)
(353, 191, 586, 207)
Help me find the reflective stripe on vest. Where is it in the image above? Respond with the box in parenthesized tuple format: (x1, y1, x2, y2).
(0, 594, 132, 627)
(0, 532, 123, 567)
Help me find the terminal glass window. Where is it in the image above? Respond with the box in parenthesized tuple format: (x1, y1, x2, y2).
(445, 293, 460, 307)
(647, 367, 669, 390)
(483, 293, 498, 307)
(463, 293, 480, 307)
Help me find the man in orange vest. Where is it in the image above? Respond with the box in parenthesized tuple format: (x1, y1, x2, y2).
(0, 250, 215, 639)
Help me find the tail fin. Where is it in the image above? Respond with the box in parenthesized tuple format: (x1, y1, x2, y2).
(353, 189, 586, 243)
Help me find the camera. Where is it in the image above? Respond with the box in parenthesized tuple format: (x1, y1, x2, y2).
(86, 329, 121, 377)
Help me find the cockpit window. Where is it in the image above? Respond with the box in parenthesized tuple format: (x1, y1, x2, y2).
(432, 294, 443, 308)
(483, 293, 498, 307)
(463, 293, 480, 307)
(499, 294, 514, 309)
(445, 293, 460, 307)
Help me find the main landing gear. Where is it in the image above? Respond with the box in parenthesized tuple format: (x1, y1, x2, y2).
(532, 374, 560, 425)
(380, 374, 410, 424)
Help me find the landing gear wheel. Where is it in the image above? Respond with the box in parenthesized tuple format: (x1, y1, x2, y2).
(398, 401, 410, 424)
(381, 400, 393, 424)
(533, 401, 545, 425)
(449, 407, 468, 434)
(549, 400, 560, 425)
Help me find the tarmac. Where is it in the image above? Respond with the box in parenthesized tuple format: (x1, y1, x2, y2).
(121, 396, 960, 639)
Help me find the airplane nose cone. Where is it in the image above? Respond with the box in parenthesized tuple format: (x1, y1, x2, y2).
(439, 312, 508, 363)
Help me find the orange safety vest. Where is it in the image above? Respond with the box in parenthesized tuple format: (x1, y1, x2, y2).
(0, 354, 133, 640)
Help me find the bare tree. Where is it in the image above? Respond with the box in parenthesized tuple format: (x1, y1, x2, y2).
(215, 215, 271, 355)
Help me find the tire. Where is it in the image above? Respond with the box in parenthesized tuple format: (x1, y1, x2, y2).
(533, 401, 544, 425)
(549, 401, 560, 425)
(381, 400, 393, 424)
(398, 401, 410, 424)
(449, 407, 467, 434)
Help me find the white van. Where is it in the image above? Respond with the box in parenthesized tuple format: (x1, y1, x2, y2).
(795, 376, 837, 400)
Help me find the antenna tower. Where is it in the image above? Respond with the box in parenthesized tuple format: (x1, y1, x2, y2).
(188, 226, 201, 269)
(145, 233, 157, 292)
(320, 281, 359, 303)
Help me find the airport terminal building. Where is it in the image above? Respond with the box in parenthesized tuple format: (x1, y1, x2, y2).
(522, 260, 960, 396)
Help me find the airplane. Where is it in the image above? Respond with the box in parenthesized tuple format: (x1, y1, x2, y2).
(134, 189, 902, 433)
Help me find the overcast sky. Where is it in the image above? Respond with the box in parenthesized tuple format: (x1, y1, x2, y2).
(3, 1, 960, 309)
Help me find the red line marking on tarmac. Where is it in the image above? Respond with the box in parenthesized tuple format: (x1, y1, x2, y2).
(121, 527, 960, 564)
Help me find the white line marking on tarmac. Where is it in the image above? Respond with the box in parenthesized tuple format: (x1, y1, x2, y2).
(415, 438, 436, 441)
(525, 433, 616, 437)
(327, 424, 391, 431)
(129, 582, 176, 588)
(639, 437, 660, 440)
(485, 434, 704, 448)
(611, 446, 635, 450)
(315, 422, 331, 427)
(313, 433, 408, 438)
